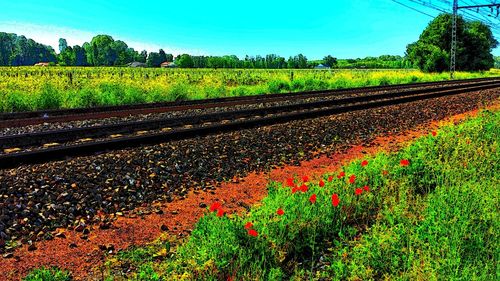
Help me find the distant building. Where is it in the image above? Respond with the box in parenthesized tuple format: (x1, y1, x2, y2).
(127, 62, 147, 68)
(160, 61, 176, 68)
(314, 64, 330, 69)
(34, 62, 50, 67)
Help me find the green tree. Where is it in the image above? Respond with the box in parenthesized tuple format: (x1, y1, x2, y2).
(407, 13, 497, 72)
(58, 38, 68, 53)
(176, 54, 194, 68)
(146, 51, 162, 67)
(323, 55, 337, 67)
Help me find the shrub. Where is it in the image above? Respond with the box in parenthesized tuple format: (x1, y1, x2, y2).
(267, 80, 290, 94)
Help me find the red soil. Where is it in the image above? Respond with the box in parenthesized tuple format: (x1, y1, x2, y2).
(1, 102, 498, 280)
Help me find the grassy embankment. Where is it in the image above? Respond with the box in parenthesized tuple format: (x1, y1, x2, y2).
(0, 67, 498, 112)
(24, 109, 499, 280)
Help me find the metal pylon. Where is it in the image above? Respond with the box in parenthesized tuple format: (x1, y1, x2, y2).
(450, 0, 458, 79)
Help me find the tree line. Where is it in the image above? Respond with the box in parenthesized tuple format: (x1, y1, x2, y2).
(0, 32, 410, 69)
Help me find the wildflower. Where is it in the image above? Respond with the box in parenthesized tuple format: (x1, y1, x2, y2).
(382, 170, 389, 176)
(286, 177, 294, 187)
(302, 175, 309, 182)
(331, 193, 340, 207)
(277, 208, 284, 216)
(209, 202, 222, 212)
(349, 175, 356, 184)
(244, 222, 253, 230)
(248, 229, 258, 237)
(431, 131, 437, 137)
(300, 184, 308, 193)
(337, 171, 345, 179)
(319, 179, 325, 187)
(355, 188, 363, 195)
(216, 208, 225, 217)
(361, 160, 368, 167)
(328, 175, 333, 182)
(400, 159, 410, 167)
(363, 185, 370, 192)
(309, 194, 317, 204)
(292, 186, 299, 194)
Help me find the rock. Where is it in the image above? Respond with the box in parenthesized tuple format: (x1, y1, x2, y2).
(55, 232, 66, 239)
(99, 223, 110, 230)
(27, 244, 37, 251)
(2, 253, 13, 259)
(74, 224, 85, 232)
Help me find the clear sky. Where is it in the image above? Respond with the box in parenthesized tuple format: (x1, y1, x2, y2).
(0, 0, 498, 59)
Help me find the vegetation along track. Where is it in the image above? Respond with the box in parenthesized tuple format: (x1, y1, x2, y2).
(0, 78, 499, 169)
(0, 77, 495, 129)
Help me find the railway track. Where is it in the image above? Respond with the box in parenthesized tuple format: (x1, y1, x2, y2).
(0, 77, 496, 129)
(0, 78, 498, 169)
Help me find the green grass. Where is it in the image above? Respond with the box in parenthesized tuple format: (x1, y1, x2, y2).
(0, 67, 498, 112)
(88, 109, 498, 280)
(23, 267, 71, 281)
(24, 109, 499, 280)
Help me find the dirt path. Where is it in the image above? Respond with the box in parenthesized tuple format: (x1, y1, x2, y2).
(1, 100, 498, 280)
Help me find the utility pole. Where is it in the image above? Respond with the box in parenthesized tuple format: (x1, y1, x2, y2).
(450, 0, 458, 79)
(450, 1, 500, 79)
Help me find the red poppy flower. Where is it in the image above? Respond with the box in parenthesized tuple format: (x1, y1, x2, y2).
(209, 202, 222, 212)
(309, 194, 317, 204)
(248, 229, 258, 237)
(331, 193, 339, 207)
(431, 131, 437, 137)
(285, 177, 294, 187)
(400, 159, 410, 167)
(361, 160, 368, 167)
(216, 208, 225, 217)
(277, 208, 284, 216)
(363, 185, 370, 192)
(319, 180, 325, 187)
(328, 175, 333, 182)
(382, 170, 389, 176)
(355, 188, 363, 195)
(291, 186, 299, 194)
(244, 222, 253, 230)
(300, 184, 308, 193)
(337, 171, 345, 179)
(349, 175, 356, 184)
(302, 175, 309, 182)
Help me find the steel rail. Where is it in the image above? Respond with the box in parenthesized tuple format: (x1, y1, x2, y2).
(0, 80, 498, 169)
(0, 77, 497, 128)
(0, 79, 498, 150)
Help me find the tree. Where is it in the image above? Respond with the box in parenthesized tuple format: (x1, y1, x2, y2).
(59, 38, 68, 53)
(146, 51, 162, 67)
(406, 13, 497, 72)
(323, 55, 337, 68)
(135, 50, 148, 63)
(158, 49, 167, 63)
(73, 45, 87, 66)
(176, 54, 194, 68)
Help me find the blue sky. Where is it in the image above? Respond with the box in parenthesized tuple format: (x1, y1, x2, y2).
(0, 0, 498, 59)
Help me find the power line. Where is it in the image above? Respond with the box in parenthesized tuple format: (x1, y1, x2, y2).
(391, 0, 437, 17)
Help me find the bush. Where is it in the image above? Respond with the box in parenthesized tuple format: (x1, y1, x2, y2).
(36, 84, 62, 110)
(4, 91, 33, 112)
(267, 80, 290, 94)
